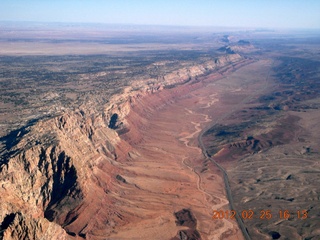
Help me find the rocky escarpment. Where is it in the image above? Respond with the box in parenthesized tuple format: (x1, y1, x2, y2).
(0, 107, 125, 238)
(104, 53, 243, 130)
(0, 53, 246, 239)
(172, 209, 201, 240)
(0, 212, 68, 240)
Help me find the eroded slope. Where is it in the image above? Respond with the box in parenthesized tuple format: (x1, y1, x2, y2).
(0, 53, 248, 239)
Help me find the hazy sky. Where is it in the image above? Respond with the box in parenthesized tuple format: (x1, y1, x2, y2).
(1, 0, 320, 29)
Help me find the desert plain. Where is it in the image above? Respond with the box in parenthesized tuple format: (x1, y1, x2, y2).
(0, 23, 319, 240)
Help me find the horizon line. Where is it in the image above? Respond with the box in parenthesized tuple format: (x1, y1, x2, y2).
(1, 20, 320, 33)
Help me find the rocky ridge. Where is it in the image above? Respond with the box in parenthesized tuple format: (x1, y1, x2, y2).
(0, 53, 245, 239)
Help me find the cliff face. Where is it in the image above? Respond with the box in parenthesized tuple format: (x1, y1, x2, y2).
(1, 213, 68, 240)
(105, 54, 243, 128)
(0, 54, 245, 239)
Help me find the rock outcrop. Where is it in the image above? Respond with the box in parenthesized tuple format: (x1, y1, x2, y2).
(1, 212, 69, 240)
(0, 53, 246, 239)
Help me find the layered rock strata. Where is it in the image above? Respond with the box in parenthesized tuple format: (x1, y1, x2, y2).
(0, 53, 247, 239)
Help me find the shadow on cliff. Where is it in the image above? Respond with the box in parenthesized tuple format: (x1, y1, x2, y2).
(171, 209, 201, 240)
(0, 115, 55, 166)
(41, 148, 82, 224)
(0, 213, 16, 237)
(0, 118, 41, 166)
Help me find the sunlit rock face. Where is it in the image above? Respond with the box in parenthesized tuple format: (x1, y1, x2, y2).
(0, 53, 245, 239)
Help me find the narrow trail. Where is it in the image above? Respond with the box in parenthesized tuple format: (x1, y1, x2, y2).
(178, 94, 237, 240)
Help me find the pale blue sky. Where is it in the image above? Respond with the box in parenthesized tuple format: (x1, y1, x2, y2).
(1, 0, 319, 29)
